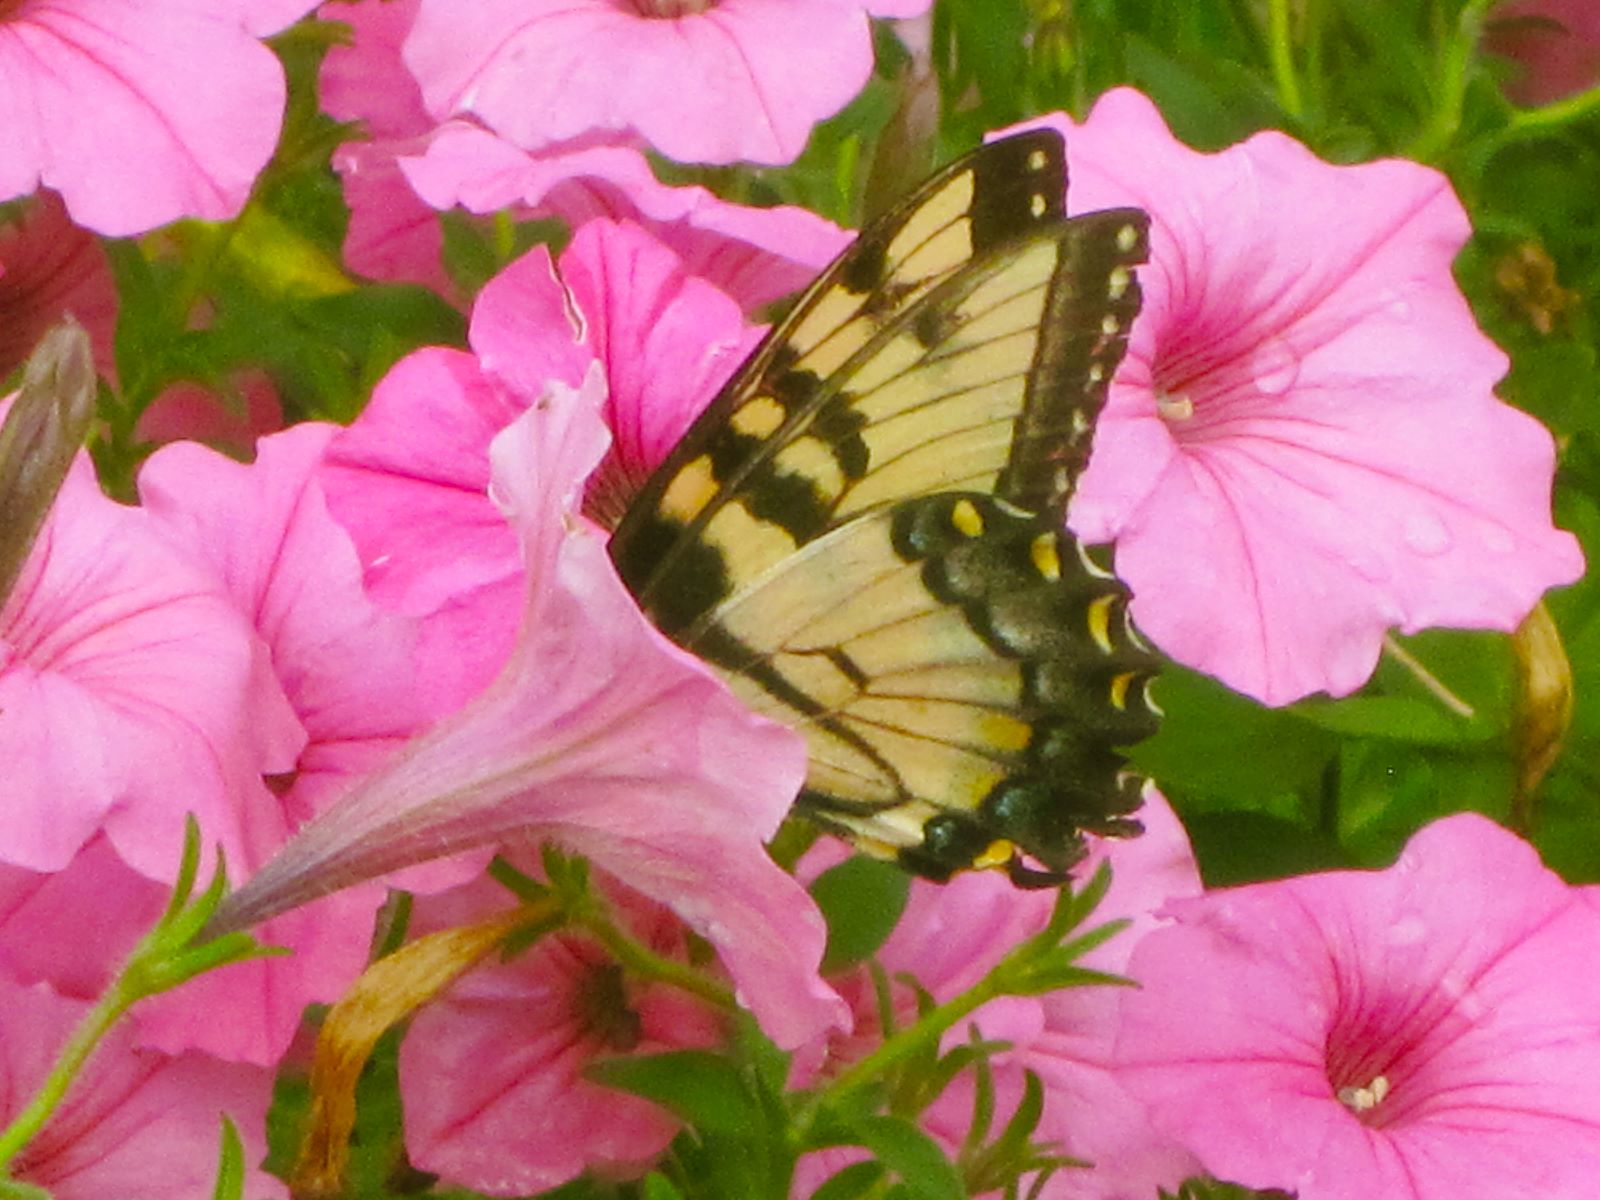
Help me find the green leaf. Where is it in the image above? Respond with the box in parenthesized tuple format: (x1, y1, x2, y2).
(585, 1051, 760, 1138)
(1162, 1177, 1297, 1200)
(640, 1172, 687, 1200)
(210, 1117, 245, 1200)
(1288, 695, 1492, 745)
(1130, 666, 1339, 807)
(849, 1115, 967, 1200)
(1182, 811, 1348, 886)
(812, 1160, 889, 1200)
(812, 855, 911, 972)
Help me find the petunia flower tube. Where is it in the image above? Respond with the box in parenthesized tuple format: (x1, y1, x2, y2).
(1114, 814, 1600, 1199)
(1003, 89, 1583, 705)
(211, 368, 847, 1050)
(0, 0, 299, 236)
(403, 0, 925, 167)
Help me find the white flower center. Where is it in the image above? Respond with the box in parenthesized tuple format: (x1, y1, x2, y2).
(1336, 1075, 1391, 1113)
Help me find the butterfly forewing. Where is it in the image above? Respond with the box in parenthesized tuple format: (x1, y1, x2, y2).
(608, 129, 1160, 884)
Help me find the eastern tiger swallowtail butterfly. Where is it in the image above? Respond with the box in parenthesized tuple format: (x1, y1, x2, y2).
(608, 129, 1161, 887)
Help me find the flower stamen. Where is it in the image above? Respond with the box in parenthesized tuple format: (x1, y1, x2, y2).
(1336, 1074, 1391, 1114)
(1156, 392, 1195, 422)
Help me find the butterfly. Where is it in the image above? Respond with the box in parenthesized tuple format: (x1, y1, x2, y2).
(608, 129, 1161, 886)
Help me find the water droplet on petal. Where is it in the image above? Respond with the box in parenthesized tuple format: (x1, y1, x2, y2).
(1390, 299, 1412, 320)
(1250, 337, 1300, 396)
(1402, 512, 1451, 556)
(1482, 524, 1514, 554)
(1387, 914, 1427, 945)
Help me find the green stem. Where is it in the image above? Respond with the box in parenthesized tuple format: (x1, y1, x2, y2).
(0, 979, 137, 1172)
(1383, 634, 1476, 719)
(817, 975, 1003, 1116)
(1267, 0, 1304, 118)
(577, 913, 737, 1014)
(1508, 82, 1600, 133)
(1410, 0, 1494, 162)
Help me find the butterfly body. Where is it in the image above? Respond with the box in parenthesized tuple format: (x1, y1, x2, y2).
(610, 129, 1160, 884)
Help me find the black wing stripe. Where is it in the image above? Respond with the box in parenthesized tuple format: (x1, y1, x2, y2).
(619, 230, 1088, 610)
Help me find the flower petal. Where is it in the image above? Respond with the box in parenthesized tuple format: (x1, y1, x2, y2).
(405, 0, 871, 165)
(220, 370, 844, 1048)
(1009, 90, 1583, 703)
(1115, 814, 1600, 1199)
(0, 0, 286, 235)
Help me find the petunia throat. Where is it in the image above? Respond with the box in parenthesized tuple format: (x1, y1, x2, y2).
(628, 0, 715, 16)
(572, 961, 645, 1052)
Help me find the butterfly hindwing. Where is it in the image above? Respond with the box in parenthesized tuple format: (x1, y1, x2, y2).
(609, 130, 1159, 883)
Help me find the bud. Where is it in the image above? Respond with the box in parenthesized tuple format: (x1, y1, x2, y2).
(0, 319, 96, 606)
(1511, 599, 1573, 827)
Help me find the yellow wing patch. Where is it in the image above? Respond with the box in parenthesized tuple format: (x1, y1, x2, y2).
(609, 130, 1160, 884)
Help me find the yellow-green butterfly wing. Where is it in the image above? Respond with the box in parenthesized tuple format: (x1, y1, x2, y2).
(609, 129, 1160, 884)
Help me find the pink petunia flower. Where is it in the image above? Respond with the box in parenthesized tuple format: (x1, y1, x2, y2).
(318, 0, 850, 308)
(0, 442, 303, 880)
(0, 0, 306, 236)
(796, 790, 1204, 1199)
(321, 221, 757, 710)
(126, 423, 433, 1063)
(403, 0, 927, 168)
(1114, 814, 1600, 1199)
(140, 423, 429, 822)
(0, 964, 282, 1199)
(1487, 0, 1600, 106)
(0, 194, 117, 379)
(212, 367, 847, 1051)
(1003, 90, 1583, 705)
(398, 867, 726, 1195)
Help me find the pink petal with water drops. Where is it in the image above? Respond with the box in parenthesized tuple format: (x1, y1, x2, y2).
(1005, 89, 1582, 704)
(1115, 814, 1600, 1199)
